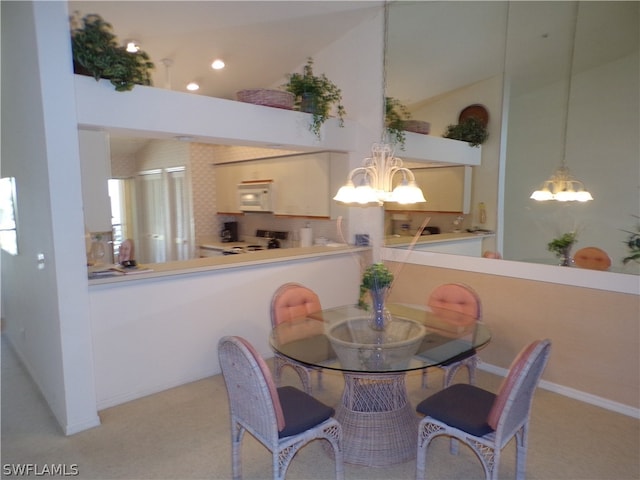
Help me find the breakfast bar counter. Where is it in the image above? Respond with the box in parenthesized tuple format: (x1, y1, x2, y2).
(88, 244, 368, 285)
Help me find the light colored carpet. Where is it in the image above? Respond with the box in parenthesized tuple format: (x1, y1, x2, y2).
(2, 336, 638, 480)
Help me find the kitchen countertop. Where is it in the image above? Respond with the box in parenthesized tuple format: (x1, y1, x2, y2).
(384, 231, 495, 247)
(88, 244, 367, 285)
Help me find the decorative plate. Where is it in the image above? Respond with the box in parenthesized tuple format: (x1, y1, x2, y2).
(458, 104, 489, 127)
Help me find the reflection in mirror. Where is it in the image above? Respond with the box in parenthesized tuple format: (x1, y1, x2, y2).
(386, 1, 639, 274)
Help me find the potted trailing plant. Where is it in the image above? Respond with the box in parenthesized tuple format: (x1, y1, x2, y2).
(443, 117, 488, 147)
(547, 231, 578, 266)
(359, 263, 394, 330)
(283, 58, 346, 138)
(385, 97, 411, 150)
(70, 12, 154, 92)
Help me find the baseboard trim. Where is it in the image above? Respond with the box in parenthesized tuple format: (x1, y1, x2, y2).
(479, 363, 640, 419)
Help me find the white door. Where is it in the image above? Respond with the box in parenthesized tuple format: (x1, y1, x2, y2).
(137, 170, 166, 263)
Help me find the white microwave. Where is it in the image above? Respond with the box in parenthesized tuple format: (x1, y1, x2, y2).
(237, 181, 274, 212)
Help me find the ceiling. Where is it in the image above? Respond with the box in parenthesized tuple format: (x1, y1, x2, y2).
(68, 1, 638, 155)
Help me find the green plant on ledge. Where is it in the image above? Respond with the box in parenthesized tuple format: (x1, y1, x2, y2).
(283, 58, 346, 138)
(70, 12, 154, 92)
(443, 117, 489, 147)
(385, 97, 411, 150)
(622, 216, 640, 264)
(358, 263, 394, 309)
(547, 231, 578, 266)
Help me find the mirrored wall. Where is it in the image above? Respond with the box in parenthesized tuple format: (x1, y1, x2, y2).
(386, 1, 639, 274)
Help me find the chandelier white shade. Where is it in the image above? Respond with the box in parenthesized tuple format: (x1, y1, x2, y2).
(530, 165, 593, 202)
(333, 143, 426, 206)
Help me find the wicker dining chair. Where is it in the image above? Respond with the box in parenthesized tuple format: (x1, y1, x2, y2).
(573, 246, 611, 271)
(416, 339, 552, 480)
(422, 283, 482, 389)
(218, 336, 344, 480)
(270, 283, 324, 394)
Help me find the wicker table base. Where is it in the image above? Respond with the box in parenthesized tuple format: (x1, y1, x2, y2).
(333, 372, 418, 467)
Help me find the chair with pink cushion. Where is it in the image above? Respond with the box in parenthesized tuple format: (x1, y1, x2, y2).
(415, 339, 551, 480)
(573, 246, 611, 271)
(218, 336, 344, 480)
(270, 283, 324, 394)
(422, 283, 482, 389)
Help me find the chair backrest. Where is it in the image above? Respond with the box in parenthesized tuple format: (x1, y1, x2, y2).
(487, 339, 552, 441)
(573, 247, 611, 271)
(427, 283, 482, 319)
(270, 283, 322, 327)
(218, 336, 285, 443)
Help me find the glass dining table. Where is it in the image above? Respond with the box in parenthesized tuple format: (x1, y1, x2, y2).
(269, 303, 491, 467)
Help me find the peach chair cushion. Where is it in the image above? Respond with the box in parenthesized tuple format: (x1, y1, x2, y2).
(235, 336, 286, 432)
(573, 247, 611, 271)
(271, 283, 322, 327)
(486, 340, 541, 430)
(427, 283, 481, 319)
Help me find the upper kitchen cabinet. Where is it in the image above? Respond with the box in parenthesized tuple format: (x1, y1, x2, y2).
(78, 129, 112, 232)
(215, 151, 349, 219)
(386, 165, 472, 214)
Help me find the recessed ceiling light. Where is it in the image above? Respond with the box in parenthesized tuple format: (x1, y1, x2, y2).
(125, 41, 140, 53)
(211, 59, 225, 70)
(186, 82, 200, 91)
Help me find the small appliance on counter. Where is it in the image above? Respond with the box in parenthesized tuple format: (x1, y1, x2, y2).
(221, 221, 239, 242)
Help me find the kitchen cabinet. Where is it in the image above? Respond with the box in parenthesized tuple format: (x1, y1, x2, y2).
(215, 151, 348, 218)
(215, 163, 245, 214)
(79, 129, 113, 232)
(386, 165, 471, 214)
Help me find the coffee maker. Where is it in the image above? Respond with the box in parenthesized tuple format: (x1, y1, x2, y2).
(220, 221, 239, 243)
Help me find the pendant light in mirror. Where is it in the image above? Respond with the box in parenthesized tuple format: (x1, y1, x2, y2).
(530, 2, 593, 203)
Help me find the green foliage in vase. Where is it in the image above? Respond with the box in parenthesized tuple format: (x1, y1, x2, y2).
(70, 12, 154, 92)
(547, 232, 578, 258)
(443, 117, 489, 147)
(385, 97, 411, 150)
(358, 263, 394, 309)
(283, 57, 346, 138)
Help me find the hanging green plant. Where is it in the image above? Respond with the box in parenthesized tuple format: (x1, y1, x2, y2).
(385, 97, 411, 150)
(283, 58, 346, 138)
(70, 12, 154, 92)
(443, 117, 489, 147)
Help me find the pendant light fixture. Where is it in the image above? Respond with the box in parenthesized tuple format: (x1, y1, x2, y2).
(530, 2, 593, 202)
(333, 2, 426, 207)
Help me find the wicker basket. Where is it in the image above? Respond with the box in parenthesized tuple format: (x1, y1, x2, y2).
(404, 120, 431, 135)
(236, 89, 295, 110)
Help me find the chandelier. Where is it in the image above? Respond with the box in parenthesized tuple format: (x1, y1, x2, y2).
(333, 3, 426, 207)
(333, 143, 426, 206)
(530, 2, 593, 203)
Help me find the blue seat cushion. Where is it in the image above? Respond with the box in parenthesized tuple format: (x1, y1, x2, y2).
(277, 386, 335, 438)
(416, 383, 496, 436)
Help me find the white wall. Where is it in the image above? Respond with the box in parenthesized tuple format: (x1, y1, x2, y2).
(1, 1, 100, 434)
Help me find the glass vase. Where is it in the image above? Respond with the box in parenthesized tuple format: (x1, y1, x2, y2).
(369, 287, 392, 331)
(559, 246, 574, 267)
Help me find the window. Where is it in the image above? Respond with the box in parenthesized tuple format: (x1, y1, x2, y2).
(0, 177, 18, 255)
